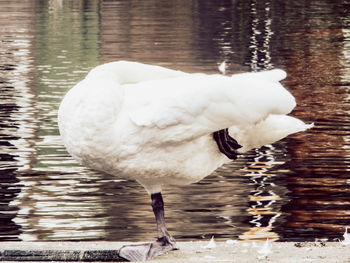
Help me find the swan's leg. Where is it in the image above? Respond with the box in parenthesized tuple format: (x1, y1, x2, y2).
(213, 128, 242, 160)
(118, 192, 177, 261)
(151, 192, 177, 246)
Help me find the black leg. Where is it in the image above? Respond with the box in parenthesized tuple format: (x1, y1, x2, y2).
(119, 192, 177, 261)
(213, 128, 242, 160)
(151, 193, 176, 244)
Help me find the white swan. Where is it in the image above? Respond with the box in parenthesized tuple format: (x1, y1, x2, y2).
(58, 61, 312, 261)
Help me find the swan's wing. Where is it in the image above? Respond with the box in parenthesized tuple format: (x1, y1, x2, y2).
(87, 61, 189, 84)
(124, 70, 296, 141)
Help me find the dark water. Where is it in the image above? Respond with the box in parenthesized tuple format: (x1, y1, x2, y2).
(1, 0, 350, 242)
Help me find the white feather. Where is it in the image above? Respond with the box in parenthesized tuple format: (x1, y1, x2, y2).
(342, 227, 350, 245)
(58, 61, 312, 193)
(218, 61, 226, 74)
(257, 239, 273, 258)
(203, 236, 217, 249)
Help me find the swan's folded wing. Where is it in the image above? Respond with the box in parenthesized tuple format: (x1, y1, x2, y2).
(88, 61, 189, 84)
(125, 71, 296, 141)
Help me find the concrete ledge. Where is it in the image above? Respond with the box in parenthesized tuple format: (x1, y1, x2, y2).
(0, 242, 127, 262)
(0, 250, 124, 262)
(0, 241, 350, 262)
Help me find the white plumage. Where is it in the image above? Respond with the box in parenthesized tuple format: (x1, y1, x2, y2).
(58, 61, 312, 194)
(58, 61, 312, 261)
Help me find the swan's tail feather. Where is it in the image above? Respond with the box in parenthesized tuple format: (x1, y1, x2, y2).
(230, 115, 314, 153)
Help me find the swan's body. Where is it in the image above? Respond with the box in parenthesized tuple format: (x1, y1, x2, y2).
(58, 61, 312, 261)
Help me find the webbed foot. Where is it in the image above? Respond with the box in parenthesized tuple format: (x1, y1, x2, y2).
(119, 192, 177, 261)
(119, 236, 177, 262)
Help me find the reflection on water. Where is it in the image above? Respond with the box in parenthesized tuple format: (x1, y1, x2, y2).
(238, 145, 286, 241)
(1, 0, 350, 242)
